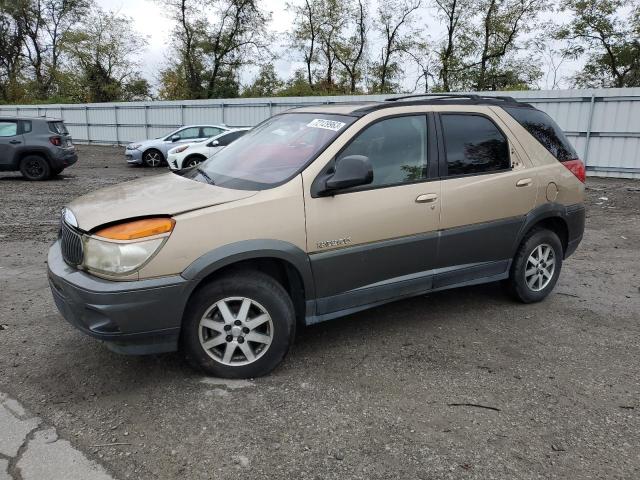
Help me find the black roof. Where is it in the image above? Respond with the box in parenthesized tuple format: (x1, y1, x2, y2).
(351, 93, 534, 115)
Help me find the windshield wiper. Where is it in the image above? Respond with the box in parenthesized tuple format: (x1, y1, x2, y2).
(196, 167, 215, 185)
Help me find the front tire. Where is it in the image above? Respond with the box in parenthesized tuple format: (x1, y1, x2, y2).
(143, 149, 164, 167)
(181, 271, 296, 378)
(20, 155, 51, 181)
(507, 228, 563, 303)
(184, 156, 205, 168)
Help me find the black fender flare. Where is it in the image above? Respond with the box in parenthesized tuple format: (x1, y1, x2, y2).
(181, 239, 316, 300)
(510, 202, 574, 256)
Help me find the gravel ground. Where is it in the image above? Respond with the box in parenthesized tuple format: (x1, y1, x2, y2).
(0, 145, 639, 479)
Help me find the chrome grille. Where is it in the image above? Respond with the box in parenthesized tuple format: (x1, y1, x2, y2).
(60, 221, 84, 266)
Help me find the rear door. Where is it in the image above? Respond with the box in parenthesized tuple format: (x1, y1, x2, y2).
(0, 119, 23, 169)
(435, 109, 537, 286)
(302, 113, 441, 316)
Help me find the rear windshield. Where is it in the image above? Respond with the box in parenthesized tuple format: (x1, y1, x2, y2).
(48, 121, 69, 135)
(505, 107, 577, 162)
(186, 113, 356, 190)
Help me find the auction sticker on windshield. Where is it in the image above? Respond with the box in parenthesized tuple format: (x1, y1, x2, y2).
(307, 119, 346, 131)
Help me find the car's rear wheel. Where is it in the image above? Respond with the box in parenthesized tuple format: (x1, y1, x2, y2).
(20, 155, 51, 181)
(181, 270, 295, 378)
(507, 228, 563, 303)
(143, 149, 164, 167)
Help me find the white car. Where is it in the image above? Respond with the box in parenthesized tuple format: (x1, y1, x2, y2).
(167, 128, 249, 170)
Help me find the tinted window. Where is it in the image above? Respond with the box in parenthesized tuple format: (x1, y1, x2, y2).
(441, 114, 510, 176)
(48, 121, 68, 135)
(216, 130, 246, 146)
(0, 121, 18, 137)
(202, 126, 224, 137)
(337, 115, 428, 187)
(505, 107, 577, 162)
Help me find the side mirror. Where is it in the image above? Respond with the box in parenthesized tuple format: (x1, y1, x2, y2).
(210, 139, 220, 147)
(171, 134, 180, 142)
(324, 155, 373, 192)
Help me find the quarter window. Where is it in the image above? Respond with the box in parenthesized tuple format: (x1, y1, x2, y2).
(0, 121, 18, 137)
(504, 107, 577, 162)
(441, 114, 510, 176)
(337, 115, 428, 188)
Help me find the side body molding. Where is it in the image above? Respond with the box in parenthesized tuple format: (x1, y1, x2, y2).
(181, 239, 316, 299)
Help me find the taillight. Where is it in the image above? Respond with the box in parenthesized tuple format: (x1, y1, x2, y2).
(562, 159, 586, 183)
(49, 136, 62, 146)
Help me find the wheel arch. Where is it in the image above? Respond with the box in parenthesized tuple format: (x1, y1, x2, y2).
(513, 203, 570, 257)
(181, 240, 315, 326)
(142, 147, 165, 163)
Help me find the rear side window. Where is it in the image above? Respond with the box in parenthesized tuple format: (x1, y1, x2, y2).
(441, 114, 510, 176)
(48, 121, 69, 135)
(505, 107, 577, 162)
(202, 126, 224, 137)
(0, 121, 18, 137)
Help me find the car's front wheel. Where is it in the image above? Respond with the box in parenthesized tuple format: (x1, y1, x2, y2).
(143, 149, 164, 167)
(507, 228, 563, 303)
(184, 156, 205, 168)
(181, 271, 296, 378)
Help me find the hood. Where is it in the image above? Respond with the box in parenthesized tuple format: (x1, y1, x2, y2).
(67, 173, 257, 231)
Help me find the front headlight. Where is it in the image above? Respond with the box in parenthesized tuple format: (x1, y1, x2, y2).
(84, 237, 165, 275)
(82, 217, 175, 275)
(127, 143, 142, 150)
(170, 145, 190, 154)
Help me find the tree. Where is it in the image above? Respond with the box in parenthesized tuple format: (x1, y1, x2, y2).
(333, 0, 368, 93)
(557, 0, 640, 88)
(242, 63, 284, 97)
(62, 9, 150, 102)
(0, 5, 25, 101)
(287, 0, 322, 88)
(370, 0, 422, 93)
(470, 0, 546, 90)
(10, 0, 90, 99)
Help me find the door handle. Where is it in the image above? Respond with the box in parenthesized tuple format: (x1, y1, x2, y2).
(516, 178, 532, 187)
(9, 140, 21, 144)
(415, 193, 438, 203)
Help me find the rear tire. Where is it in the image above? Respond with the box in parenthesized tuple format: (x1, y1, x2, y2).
(181, 270, 295, 378)
(507, 228, 563, 303)
(19, 155, 51, 181)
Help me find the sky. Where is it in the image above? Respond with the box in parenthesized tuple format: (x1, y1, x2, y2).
(97, 0, 580, 93)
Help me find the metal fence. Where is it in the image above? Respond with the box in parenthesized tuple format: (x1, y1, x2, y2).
(1, 88, 639, 178)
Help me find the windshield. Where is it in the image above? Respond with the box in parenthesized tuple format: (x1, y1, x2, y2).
(184, 113, 356, 190)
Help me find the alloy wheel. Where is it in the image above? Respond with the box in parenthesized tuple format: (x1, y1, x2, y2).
(524, 243, 556, 292)
(144, 151, 162, 167)
(198, 297, 274, 366)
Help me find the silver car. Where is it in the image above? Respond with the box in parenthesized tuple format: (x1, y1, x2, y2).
(125, 125, 229, 167)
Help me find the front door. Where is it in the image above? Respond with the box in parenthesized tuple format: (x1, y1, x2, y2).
(0, 119, 22, 169)
(303, 114, 441, 316)
(435, 111, 538, 286)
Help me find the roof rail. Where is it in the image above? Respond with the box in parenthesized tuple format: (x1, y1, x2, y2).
(385, 93, 519, 103)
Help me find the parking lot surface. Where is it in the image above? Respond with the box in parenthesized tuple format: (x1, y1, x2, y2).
(1, 145, 639, 479)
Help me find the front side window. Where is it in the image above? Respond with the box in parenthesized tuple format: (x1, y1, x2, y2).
(441, 114, 510, 176)
(215, 130, 246, 146)
(0, 121, 18, 137)
(337, 115, 428, 188)
(170, 127, 200, 140)
(188, 113, 355, 190)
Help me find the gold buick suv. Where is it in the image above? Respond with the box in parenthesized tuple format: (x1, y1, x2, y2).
(48, 94, 586, 378)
